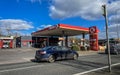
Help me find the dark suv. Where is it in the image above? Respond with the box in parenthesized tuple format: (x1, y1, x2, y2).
(35, 46, 78, 63)
(105, 44, 120, 55)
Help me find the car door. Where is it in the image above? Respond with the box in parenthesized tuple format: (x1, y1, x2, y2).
(66, 48, 74, 59)
(61, 47, 74, 59)
(61, 47, 68, 59)
(52, 46, 62, 60)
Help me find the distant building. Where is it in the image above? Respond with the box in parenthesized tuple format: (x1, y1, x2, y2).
(98, 38, 119, 46)
(32, 36, 59, 48)
(0, 36, 14, 49)
(16, 36, 32, 48)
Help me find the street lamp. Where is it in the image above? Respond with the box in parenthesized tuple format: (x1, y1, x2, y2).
(102, 4, 112, 72)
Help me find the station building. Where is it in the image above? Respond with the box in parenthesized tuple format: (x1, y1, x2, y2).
(32, 24, 99, 51)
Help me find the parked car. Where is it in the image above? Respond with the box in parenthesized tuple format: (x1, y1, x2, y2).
(105, 43, 120, 55)
(3, 43, 9, 48)
(35, 46, 79, 63)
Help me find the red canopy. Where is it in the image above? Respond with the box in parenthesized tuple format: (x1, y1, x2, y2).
(32, 24, 89, 36)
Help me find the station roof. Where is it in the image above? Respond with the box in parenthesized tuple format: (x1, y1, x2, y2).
(0, 36, 14, 40)
(32, 24, 89, 36)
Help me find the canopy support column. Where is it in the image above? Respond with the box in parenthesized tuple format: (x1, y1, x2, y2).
(62, 31, 65, 46)
(47, 37, 49, 46)
(82, 33, 85, 46)
(65, 36, 68, 47)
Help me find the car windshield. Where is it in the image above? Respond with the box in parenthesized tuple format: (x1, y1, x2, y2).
(41, 46, 52, 50)
(62, 46, 69, 51)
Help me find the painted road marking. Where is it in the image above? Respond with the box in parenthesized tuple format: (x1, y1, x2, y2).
(73, 63, 120, 75)
(0, 65, 44, 73)
(22, 57, 34, 61)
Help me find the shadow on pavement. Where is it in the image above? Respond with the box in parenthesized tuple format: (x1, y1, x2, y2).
(30, 59, 48, 63)
(56, 59, 107, 70)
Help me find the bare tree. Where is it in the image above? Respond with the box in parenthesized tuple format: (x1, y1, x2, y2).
(0, 27, 3, 36)
(5, 25, 12, 36)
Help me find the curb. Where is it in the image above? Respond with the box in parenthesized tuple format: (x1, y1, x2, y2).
(77, 51, 99, 56)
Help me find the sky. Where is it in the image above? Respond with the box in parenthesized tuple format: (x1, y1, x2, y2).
(0, 0, 120, 39)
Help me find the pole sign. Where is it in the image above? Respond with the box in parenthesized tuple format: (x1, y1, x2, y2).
(89, 26, 99, 51)
(0, 40, 2, 48)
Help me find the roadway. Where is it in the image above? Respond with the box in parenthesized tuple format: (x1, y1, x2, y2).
(0, 52, 119, 75)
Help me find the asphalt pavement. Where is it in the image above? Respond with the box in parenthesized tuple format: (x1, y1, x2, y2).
(0, 53, 119, 75)
(82, 65, 120, 75)
(0, 48, 99, 65)
(0, 48, 37, 65)
(0, 48, 119, 75)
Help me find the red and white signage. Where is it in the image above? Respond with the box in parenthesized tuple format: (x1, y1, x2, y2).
(89, 26, 97, 34)
(89, 26, 99, 51)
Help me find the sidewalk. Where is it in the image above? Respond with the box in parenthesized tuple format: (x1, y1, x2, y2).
(77, 50, 101, 56)
(0, 47, 38, 51)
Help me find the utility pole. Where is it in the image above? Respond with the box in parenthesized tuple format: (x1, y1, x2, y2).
(116, 14, 120, 42)
(102, 5, 112, 72)
(117, 23, 119, 40)
(0, 27, 2, 36)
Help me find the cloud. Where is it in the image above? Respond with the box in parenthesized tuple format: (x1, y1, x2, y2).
(16, 0, 42, 3)
(108, 12, 120, 33)
(49, 0, 107, 20)
(108, 0, 120, 15)
(48, 0, 120, 39)
(0, 19, 34, 30)
(29, 0, 41, 3)
(37, 24, 52, 30)
(98, 24, 120, 39)
(21, 0, 42, 3)
(99, 32, 106, 39)
(11, 31, 31, 36)
(109, 14, 120, 25)
(49, 0, 120, 20)
(108, 31, 118, 38)
(99, 23, 120, 39)
(108, 24, 120, 33)
(99, 30, 119, 39)
(99, 1, 120, 39)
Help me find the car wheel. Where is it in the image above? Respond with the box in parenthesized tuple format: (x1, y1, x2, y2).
(73, 54, 78, 60)
(35, 57, 40, 62)
(48, 55, 55, 63)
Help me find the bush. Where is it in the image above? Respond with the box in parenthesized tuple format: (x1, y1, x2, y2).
(71, 45, 80, 51)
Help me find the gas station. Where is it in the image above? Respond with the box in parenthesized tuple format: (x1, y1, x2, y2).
(32, 24, 99, 51)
